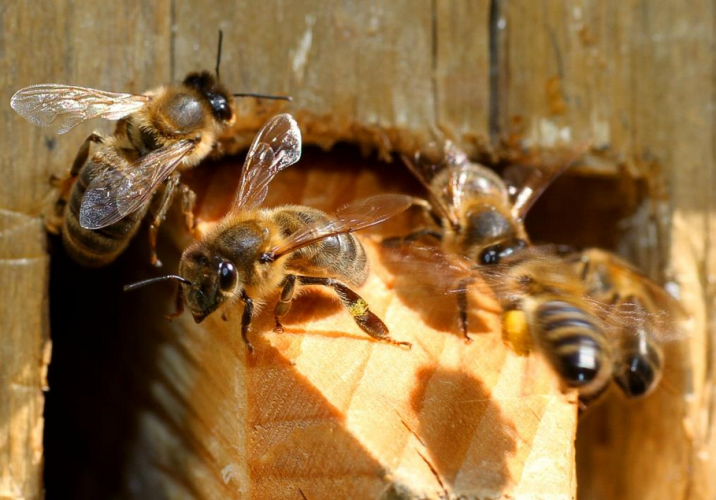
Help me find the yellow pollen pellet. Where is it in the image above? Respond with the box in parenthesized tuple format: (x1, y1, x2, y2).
(502, 309, 532, 356)
(348, 299, 369, 317)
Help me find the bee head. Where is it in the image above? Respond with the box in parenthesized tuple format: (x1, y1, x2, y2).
(477, 238, 528, 265)
(183, 71, 234, 124)
(179, 243, 240, 323)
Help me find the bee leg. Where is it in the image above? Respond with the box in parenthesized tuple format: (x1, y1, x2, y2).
(409, 196, 445, 227)
(179, 183, 197, 233)
(297, 276, 412, 349)
(577, 258, 590, 282)
(240, 291, 255, 354)
(274, 274, 297, 333)
(148, 173, 182, 267)
(457, 288, 472, 343)
(166, 286, 185, 320)
(406, 228, 444, 243)
(382, 228, 444, 248)
(70, 132, 104, 177)
(47, 133, 104, 227)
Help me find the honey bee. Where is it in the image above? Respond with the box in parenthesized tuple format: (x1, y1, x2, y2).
(390, 141, 683, 403)
(566, 248, 686, 400)
(11, 31, 290, 267)
(124, 113, 414, 353)
(383, 242, 614, 399)
(397, 140, 582, 336)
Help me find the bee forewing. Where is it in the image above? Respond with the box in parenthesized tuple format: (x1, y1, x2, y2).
(401, 142, 464, 227)
(505, 142, 590, 221)
(10, 84, 150, 134)
(231, 113, 302, 212)
(594, 280, 687, 345)
(380, 241, 482, 292)
(269, 194, 416, 258)
(79, 140, 195, 229)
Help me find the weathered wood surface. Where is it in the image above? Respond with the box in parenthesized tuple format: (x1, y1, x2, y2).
(1, 0, 713, 498)
(0, 1, 172, 498)
(497, 3, 714, 499)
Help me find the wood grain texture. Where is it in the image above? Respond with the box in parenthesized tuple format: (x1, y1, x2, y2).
(2, 0, 713, 498)
(122, 152, 577, 499)
(0, 1, 171, 498)
(498, 3, 716, 499)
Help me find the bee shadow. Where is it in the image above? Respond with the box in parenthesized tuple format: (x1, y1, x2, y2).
(375, 243, 500, 341)
(406, 365, 517, 494)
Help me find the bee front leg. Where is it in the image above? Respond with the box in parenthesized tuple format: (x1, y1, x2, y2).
(148, 173, 182, 267)
(457, 277, 474, 343)
(274, 274, 297, 333)
(240, 291, 255, 354)
(166, 285, 185, 320)
(297, 276, 411, 349)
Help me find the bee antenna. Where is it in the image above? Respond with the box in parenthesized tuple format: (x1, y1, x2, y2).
(123, 275, 193, 292)
(232, 92, 293, 102)
(215, 29, 223, 81)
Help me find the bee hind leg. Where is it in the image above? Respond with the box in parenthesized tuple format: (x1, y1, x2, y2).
(297, 276, 411, 349)
(45, 133, 103, 233)
(71, 132, 104, 176)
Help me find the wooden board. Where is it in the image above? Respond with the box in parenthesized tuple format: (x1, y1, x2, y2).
(496, 3, 715, 498)
(0, 2, 172, 498)
(1, 0, 714, 498)
(120, 151, 577, 498)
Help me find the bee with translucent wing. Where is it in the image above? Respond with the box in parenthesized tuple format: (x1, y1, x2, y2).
(392, 140, 685, 405)
(11, 31, 290, 267)
(566, 248, 687, 401)
(125, 113, 414, 353)
(383, 241, 614, 399)
(394, 140, 584, 338)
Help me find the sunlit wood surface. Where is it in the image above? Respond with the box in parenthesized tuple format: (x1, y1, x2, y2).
(1, 0, 713, 499)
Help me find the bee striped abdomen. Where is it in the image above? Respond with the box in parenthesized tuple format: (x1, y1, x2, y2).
(535, 299, 612, 395)
(62, 159, 146, 267)
(277, 207, 368, 287)
(613, 334, 663, 398)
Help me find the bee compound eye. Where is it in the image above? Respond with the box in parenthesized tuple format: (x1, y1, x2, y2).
(479, 245, 502, 265)
(209, 94, 232, 121)
(218, 261, 237, 291)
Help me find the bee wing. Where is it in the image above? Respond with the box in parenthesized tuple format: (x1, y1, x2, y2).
(378, 242, 502, 331)
(79, 140, 195, 229)
(230, 113, 302, 212)
(380, 240, 483, 291)
(505, 143, 590, 221)
(580, 253, 688, 343)
(268, 194, 416, 259)
(401, 141, 468, 228)
(10, 84, 151, 134)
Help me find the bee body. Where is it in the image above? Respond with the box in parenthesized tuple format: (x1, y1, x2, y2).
(63, 144, 147, 267)
(530, 297, 612, 396)
(126, 114, 413, 353)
